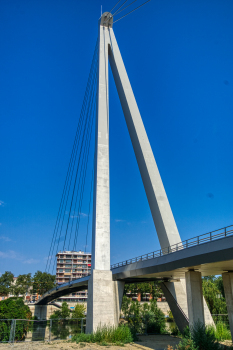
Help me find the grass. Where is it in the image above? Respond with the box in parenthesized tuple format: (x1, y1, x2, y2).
(208, 321, 232, 342)
(72, 324, 133, 345)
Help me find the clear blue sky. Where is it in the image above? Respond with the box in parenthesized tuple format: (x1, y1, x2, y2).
(0, 0, 233, 277)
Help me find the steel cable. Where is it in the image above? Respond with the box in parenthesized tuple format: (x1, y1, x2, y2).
(47, 41, 98, 273)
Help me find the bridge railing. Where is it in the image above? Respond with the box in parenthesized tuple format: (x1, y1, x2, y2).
(110, 224, 233, 269)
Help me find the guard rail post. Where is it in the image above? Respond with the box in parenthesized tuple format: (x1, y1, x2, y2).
(49, 319, 52, 342)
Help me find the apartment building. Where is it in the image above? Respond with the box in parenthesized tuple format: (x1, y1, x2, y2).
(56, 250, 91, 302)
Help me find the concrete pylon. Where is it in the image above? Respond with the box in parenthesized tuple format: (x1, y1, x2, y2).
(86, 14, 123, 333)
(222, 272, 233, 339)
(87, 12, 213, 332)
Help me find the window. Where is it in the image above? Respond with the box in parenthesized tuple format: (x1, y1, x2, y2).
(66, 255, 71, 258)
(59, 269, 63, 272)
(65, 269, 71, 272)
(59, 260, 64, 263)
(73, 255, 77, 258)
(65, 259, 72, 263)
(65, 264, 72, 268)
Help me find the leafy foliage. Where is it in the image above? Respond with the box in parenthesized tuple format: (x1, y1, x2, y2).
(13, 273, 32, 297)
(72, 324, 133, 344)
(0, 271, 14, 296)
(175, 337, 198, 350)
(0, 297, 32, 341)
(72, 303, 86, 318)
(124, 281, 162, 300)
(50, 301, 71, 319)
(191, 321, 220, 350)
(202, 276, 227, 316)
(121, 297, 166, 334)
(32, 271, 56, 295)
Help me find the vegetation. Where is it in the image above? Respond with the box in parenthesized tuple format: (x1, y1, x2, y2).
(0, 270, 56, 298)
(72, 324, 133, 345)
(0, 297, 32, 341)
(13, 273, 32, 297)
(50, 301, 71, 319)
(121, 297, 167, 334)
(72, 303, 86, 319)
(0, 271, 14, 296)
(32, 271, 56, 295)
(168, 321, 232, 350)
(124, 281, 163, 300)
(202, 276, 227, 317)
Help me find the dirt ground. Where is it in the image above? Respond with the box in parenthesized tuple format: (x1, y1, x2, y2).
(0, 335, 181, 350)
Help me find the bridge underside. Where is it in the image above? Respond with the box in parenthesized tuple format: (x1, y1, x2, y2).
(37, 236, 233, 305)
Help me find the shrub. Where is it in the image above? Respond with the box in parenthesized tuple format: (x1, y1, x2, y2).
(72, 324, 133, 344)
(191, 321, 220, 350)
(175, 338, 198, 350)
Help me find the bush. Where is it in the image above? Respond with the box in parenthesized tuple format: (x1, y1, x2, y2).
(0, 297, 32, 341)
(72, 324, 133, 344)
(122, 298, 167, 335)
(175, 338, 198, 350)
(191, 321, 220, 350)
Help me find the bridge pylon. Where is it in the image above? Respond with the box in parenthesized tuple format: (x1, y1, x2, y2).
(86, 12, 213, 333)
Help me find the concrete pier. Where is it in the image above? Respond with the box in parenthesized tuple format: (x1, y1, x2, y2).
(222, 272, 233, 339)
(185, 271, 205, 328)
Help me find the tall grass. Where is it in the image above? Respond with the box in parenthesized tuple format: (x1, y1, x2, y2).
(208, 321, 232, 341)
(72, 324, 133, 344)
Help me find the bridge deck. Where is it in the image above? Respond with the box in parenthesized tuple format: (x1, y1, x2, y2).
(37, 233, 233, 305)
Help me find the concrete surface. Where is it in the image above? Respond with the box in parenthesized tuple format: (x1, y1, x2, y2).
(86, 270, 115, 333)
(185, 271, 204, 328)
(222, 272, 233, 339)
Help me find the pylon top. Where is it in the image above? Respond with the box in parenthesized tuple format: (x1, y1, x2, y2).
(100, 12, 113, 28)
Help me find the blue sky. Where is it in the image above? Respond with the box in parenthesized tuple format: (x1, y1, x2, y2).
(0, 0, 233, 277)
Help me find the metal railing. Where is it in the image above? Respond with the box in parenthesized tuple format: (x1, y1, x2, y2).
(111, 224, 233, 269)
(0, 318, 86, 344)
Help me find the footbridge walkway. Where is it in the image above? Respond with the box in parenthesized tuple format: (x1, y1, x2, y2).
(37, 225, 233, 305)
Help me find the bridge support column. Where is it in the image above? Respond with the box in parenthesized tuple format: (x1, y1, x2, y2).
(185, 271, 205, 328)
(222, 272, 233, 339)
(86, 270, 116, 333)
(34, 305, 47, 320)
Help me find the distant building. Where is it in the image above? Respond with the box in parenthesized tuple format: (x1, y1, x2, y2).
(55, 250, 91, 302)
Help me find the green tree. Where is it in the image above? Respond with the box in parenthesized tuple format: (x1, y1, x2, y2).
(13, 273, 32, 297)
(50, 301, 71, 319)
(72, 303, 86, 318)
(32, 271, 56, 295)
(0, 297, 32, 341)
(124, 281, 162, 301)
(202, 277, 227, 315)
(0, 271, 14, 296)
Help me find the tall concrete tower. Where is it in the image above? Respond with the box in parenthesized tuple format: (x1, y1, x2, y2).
(86, 12, 213, 333)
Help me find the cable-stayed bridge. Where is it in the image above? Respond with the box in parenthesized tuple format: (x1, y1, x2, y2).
(40, 2, 233, 338)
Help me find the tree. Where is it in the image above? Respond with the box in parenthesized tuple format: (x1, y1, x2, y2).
(72, 303, 86, 319)
(13, 273, 32, 297)
(0, 271, 14, 296)
(50, 301, 71, 319)
(124, 281, 162, 300)
(202, 276, 227, 316)
(32, 271, 56, 295)
(0, 297, 32, 341)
